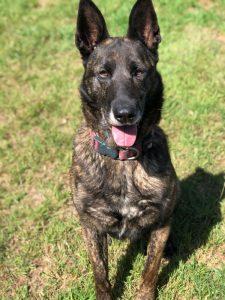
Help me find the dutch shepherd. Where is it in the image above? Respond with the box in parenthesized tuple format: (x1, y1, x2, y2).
(70, 0, 179, 299)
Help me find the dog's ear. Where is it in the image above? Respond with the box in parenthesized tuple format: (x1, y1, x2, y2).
(127, 0, 161, 51)
(75, 0, 109, 61)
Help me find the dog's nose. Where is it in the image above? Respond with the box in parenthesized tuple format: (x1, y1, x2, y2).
(113, 107, 136, 124)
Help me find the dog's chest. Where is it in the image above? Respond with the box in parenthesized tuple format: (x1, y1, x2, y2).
(105, 163, 163, 223)
(104, 160, 163, 203)
(119, 197, 140, 219)
(74, 149, 168, 239)
(112, 169, 143, 219)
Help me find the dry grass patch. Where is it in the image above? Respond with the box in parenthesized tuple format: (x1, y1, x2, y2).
(198, 0, 214, 10)
(195, 244, 225, 269)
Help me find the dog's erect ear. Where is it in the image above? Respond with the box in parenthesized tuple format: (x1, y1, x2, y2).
(127, 0, 161, 51)
(75, 0, 109, 61)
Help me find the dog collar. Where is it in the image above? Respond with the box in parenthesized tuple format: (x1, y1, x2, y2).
(90, 131, 142, 160)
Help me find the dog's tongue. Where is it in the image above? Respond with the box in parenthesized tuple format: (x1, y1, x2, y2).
(111, 125, 137, 147)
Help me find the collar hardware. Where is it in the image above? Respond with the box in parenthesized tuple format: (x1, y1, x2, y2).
(91, 132, 142, 161)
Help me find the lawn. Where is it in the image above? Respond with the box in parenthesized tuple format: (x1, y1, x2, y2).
(0, 0, 224, 299)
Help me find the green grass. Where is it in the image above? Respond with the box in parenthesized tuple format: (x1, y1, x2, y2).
(0, 0, 224, 299)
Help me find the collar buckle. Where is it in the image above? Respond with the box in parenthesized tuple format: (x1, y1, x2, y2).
(117, 146, 140, 160)
(91, 131, 141, 161)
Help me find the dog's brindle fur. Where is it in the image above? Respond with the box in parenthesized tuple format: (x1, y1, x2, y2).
(70, 0, 179, 299)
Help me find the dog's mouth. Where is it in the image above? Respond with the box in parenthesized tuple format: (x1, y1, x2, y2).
(111, 125, 137, 147)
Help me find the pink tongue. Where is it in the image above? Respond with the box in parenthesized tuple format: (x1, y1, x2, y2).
(111, 125, 137, 147)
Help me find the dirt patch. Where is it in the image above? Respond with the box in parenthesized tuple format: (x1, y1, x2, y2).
(23, 187, 45, 208)
(55, 202, 77, 220)
(196, 243, 225, 269)
(28, 244, 56, 297)
(0, 113, 10, 126)
(25, 162, 61, 183)
(38, 0, 51, 9)
(28, 243, 79, 297)
(216, 33, 225, 44)
(0, 265, 28, 298)
(0, 172, 11, 190)
(198, 0, 214, 10)
(184, 24, 225, 52)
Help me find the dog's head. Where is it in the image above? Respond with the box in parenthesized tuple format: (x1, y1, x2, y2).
(76, 0, 163, 147)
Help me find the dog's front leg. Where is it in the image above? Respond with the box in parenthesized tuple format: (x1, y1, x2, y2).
(136, 223, 171, 300)
(82, 226, 111, 300)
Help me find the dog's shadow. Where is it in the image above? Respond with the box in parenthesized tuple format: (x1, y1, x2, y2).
(111, 167, 224, 299)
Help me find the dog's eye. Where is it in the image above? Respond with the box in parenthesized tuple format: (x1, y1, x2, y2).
(98, 70, 110, 79)
(132, 68, 145, 78)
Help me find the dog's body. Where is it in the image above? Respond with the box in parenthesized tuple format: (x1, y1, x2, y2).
(70, 0, 179, 299)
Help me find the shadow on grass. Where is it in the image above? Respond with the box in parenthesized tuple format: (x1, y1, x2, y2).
(111, 167, 224, 299)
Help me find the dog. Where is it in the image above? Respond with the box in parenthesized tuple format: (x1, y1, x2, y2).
(70, 0, 179, 299)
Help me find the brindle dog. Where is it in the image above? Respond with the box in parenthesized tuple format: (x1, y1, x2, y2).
(70, 0, 179, 299)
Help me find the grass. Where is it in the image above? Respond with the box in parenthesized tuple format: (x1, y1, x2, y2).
(0, 0, 224, 299)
